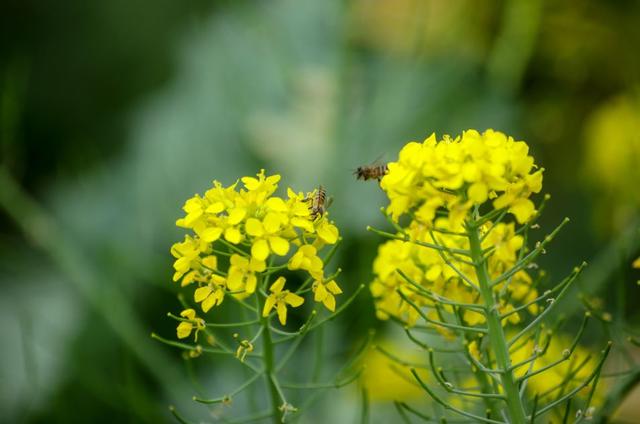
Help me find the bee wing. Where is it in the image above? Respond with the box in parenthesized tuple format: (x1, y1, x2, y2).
(326, 196, 334, 210)
(371, 153, 385, 166)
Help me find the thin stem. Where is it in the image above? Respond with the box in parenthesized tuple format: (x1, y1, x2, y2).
(367, 226, 471, 256)
(410, 370, 506, 424)
(397, 269, 486, 311)
(261, 315, 281, 423)
(397, 290, 488, 334)
(193, 372, 263, 404)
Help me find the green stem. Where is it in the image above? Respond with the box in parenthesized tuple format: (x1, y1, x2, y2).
(261, 314, 281, 423)
(467, 222, 527, 424)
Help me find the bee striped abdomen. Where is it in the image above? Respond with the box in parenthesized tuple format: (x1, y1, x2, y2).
(308, 185, 327, 220)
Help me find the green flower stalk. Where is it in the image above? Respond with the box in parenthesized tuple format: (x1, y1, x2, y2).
(153, 170, 364, 423)
(367, 130, 611, 423)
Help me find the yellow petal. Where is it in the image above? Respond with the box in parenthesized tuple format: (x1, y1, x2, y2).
(227, 269, 244, 291)
(205, 201, 225, 214)
(322, 294, 336, 312)
(201, 227, 223, 242)
(269, 236, 290, 256)
(633, 257, 640, 269)
(202, 255, 217, 270)
(250, 258, 266, 272)
(173, 256, 191, 273)
(245, 274, 257, 294)
(181, 272, 197, 287)
(510, 198, 535, 224)
(325, 280, 342, 295)
(230, 254, 247, 267)
(245, 218, 264, 237)
(291, 217, 314, 232)
(180, 308, 196, 320)
(468, 182, 488, 203)
(285, 292, 305, 307)
(317, 222, 339, 244)
(276, 302, 288, 325)
(228, 208, 247, 225)
(266, 197, 287, 212)
(288, 251, 303, 270)
(263, 212, 282, 233)
(314, 282, 327, 302)
(176, 322, 193, 339)
(426, 265, 441, 282)
(251, 239, 270, 261)
(201, 293, 217, 313)
(270, 276, 286, 293)
(194, 286, 213, 303)
(224, 227, 243, 244)
(262, 295, 276, 317)
(242, 176, 260, 191)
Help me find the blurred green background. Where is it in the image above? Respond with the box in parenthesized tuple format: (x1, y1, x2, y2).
(1, 0, 640, 422)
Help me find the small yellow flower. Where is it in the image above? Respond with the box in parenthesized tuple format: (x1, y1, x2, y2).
(227, 254, 265, 294)
(633, 257, 640, 269)
(288, 245, 324, 279)
(194, 274, 226, 313)
(246, 212, 290, 261)
(176, 309, 205, 340)
(312, 279, 343, 312)
(262, 277, 305, 325)
(170, 236, 201, 282)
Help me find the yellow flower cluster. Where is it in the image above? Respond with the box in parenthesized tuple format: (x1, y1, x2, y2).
(370, 217, 537, 328)
(170, 170, 341, 328)
(381, 129, 543, 227)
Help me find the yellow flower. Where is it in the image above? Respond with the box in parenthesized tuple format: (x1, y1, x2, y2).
(227, 254, 265, 294)
(262, 277, 305, 325)
(288, 245, 324, 279)
(312, 279, 343, 312)
(246, 212, 290, 261)
(170, 236, 201, 282)
(633, 257, 640, 269)
(176, 309, 205, 340)
(194, 274, 226, 313)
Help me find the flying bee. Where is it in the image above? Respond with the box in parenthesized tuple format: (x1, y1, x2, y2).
(354, 162, 388, 182)
(306, 185, 330, 220)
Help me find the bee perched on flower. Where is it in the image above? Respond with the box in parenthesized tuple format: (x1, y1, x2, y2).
(154, 169, 364, 423)
(367, 130, 610, 423)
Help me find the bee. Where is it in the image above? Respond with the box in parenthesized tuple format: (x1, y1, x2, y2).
(306, 185, 328, 220)
(354, 162, 388, 182)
